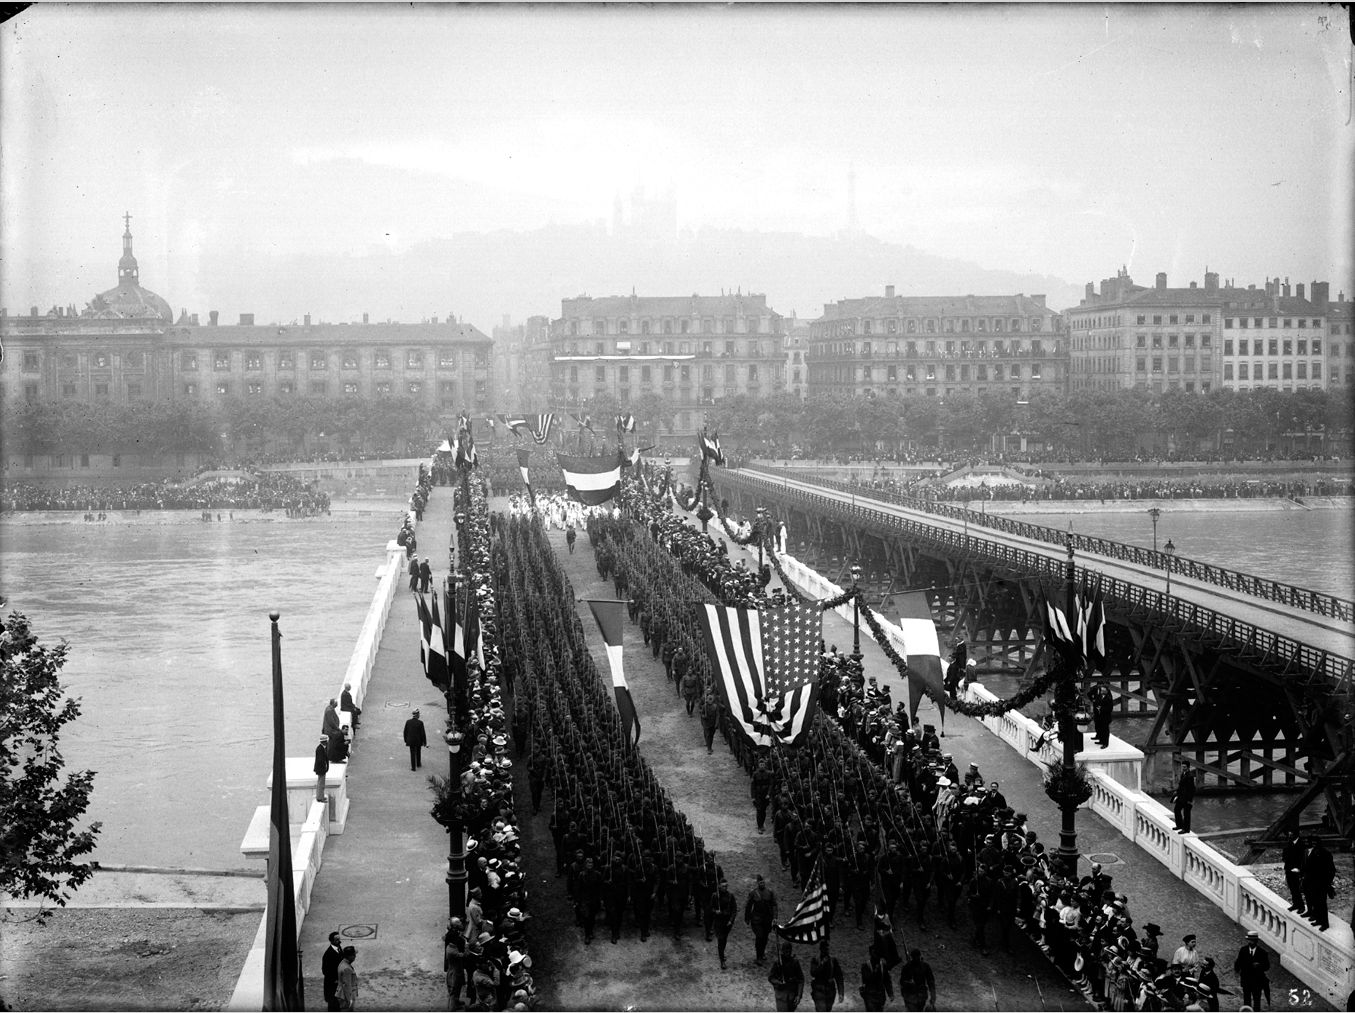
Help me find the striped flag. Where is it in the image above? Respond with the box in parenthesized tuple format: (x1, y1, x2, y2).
(776, 856, 827, 943)
(427, 588, 449, 692)
(571, 412, 594, 434)
(1078, 589, 1106, 673)
(896, 591, 944, 722)
(587, 599, 640, 746)
(558, 452, 622, 506)
(264, 617, 301, 1010)
(698, 429, 725, 466)
(1042, 590, 1079, 671)
(416, 592, 431, 672)
(516, 447, 535, 507)
(529, 413, 555, 445)
(615, 412, 636, 434)
(696, 600, 820, 749)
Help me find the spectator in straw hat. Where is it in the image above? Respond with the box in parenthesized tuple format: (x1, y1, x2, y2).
(1233, 929, 1270, 1010)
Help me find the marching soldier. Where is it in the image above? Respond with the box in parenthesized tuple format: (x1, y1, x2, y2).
(808, 938, 845, 1011)
(711, 878, 739, 970)
(744, 874, 779, 965)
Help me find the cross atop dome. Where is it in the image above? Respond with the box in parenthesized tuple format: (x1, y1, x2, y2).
(118, 210, 139, 286)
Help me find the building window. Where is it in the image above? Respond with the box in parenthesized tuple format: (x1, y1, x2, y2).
(1270, 339, 1280, 356)
(1253, 340, 1265, 356)
(247, 382, 263, 395)
(1151, 357, 1163, 372)
(215, 382, 229, 395)
(1297, 339, 1307, 355)
(183, 382, 198, 396)
(1223, 363, 1234, 380)
(1238, 363, 1249, 380)
(1254, 318, 1263, 328)
(595, 366, 606, 383)
(125, 351, 143, 369)
(1137, 358, 1147, 373)
(1185, 314, 1195, 324)
(1184, 333, 1195, 348)
(277, 352, 294, 370)
(1282, 340, 1292, 356)
(372, 381, 389, 395)
(408, 381, 423, 394)
(1202, 314, 1212, 324)
(310, 352, 327, 370)
(309, 380, 326, 395)
(1136, 315, 1146, 325)
(1313, 338, 1322, 354)
(1297, 362, 1308, 380)
(246, 354, 262, 370)
(181, 352, 198, 370)
(618, 319, 630, 334)
(127, 382, 143, 397)
(594, 319, 606, 335)
(340, 352, 359, 369)
(406, 351, 423, 368)
(1152, 334, 1163, 349)
(439, 381, 455, 397)
(641, 365, 651, 383)
(619, 366, 630, 383)
(680, 365, 691, 382)
(1281, 363, 1291, 380)
(21, 351, 39, 371)
(1168, 334, 1179, 348)
(438, 351, 457, 369)
(62, 381, 77, 396)
(214, 352, 230, 370)
(1225, 318, 1235, 329)
(1313, 362, 1322, 378)
(371, 352, 389, 369)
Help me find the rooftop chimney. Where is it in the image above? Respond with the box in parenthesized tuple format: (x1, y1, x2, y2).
(1311, 281, 1329, 308)
(1296, 283, 1305, 301)
(239, 313, 254, 325)
(1204, 271, 1219, 293)
(362, 312, 369, 324)
(1155, 272, 1167, 291)
(1283, 280, 1291, 297)
(1085, 282, 1095, 301)
(885, 285, 895, 298)
(1190, 281, 1198, 289)
(209, 310, 219, 326)
(304, 313, 311, 326)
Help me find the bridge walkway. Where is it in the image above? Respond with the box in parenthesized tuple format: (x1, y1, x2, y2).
(740, 468, 1355, 664)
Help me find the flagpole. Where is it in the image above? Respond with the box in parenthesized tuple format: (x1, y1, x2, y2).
(264, 611, 301, 1011)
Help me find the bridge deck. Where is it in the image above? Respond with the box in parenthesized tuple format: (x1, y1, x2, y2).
(740, 468, 1355, 664)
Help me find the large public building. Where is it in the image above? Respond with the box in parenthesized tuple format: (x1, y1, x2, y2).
(0, 217, 492, 413)
(544, 292, 789, 435)
(805, 286, 1066, 400)
(1066, 269, 1347, 394)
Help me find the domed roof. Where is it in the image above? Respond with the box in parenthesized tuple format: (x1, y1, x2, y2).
(89, 280, 173, 322)
(84, 213, 173, 322)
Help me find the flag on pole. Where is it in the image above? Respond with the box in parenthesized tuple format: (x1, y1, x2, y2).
(528, 413, 556, 445)
(1041, 590, 1079, 672)
(416, 593, 431, 672)
(587, 599, 641, 746)
(428, 588, 449, 692)
(264, 616, 301, 1011)
(571, 412, 595, 434)
(516, 447, 535, 507)
(698, 429, 725, 466)
(896, 591, 944, 722)
(1078, 589, 1106, 673)
(455, 415, 477, 470)
(695, 600, 820, 748)
(615, 412, 636, 434)
(776, 856, 828, 943)
(463, 583, 484, 672)
(557, 452, 622, 505)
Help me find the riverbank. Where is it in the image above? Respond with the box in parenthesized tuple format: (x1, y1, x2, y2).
(978, 495, 1350, 515)
(0, 499, 407, 526)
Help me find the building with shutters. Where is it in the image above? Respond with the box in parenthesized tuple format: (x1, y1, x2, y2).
(806, 286, 1065, 400)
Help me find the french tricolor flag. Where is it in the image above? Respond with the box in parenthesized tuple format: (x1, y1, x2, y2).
(587, 598, 641, 746)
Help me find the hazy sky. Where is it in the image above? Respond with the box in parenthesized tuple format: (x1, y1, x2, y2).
(3, 4, 1352, 324)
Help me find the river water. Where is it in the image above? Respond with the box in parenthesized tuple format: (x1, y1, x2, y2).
(0, 505, 405, 871)
(0, 501, 1349, 872)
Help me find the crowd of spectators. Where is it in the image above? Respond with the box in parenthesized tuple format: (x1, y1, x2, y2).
(842, 472, 1355, 504)
(2, 473, 331, 515)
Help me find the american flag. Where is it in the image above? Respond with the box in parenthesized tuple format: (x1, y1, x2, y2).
(696, 598, 821, 749)
(776, 856, 828, 943)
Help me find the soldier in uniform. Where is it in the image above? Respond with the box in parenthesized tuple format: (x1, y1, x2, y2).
(602, 857, 629, 944)
(711, 878, 739, 969)
(630, 853, 658, 942)
(809, 938, 845, 1011)
(744, 874, 779, 965)
(666, 858, 691, 939)
(575, 856, 604, 944)
(751, 758, 775, 833)
(699, 692, 721, 753)
(848, 841, 873, 929)
(877, 841, 906, 923)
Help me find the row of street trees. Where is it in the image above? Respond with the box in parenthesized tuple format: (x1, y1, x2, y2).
(1, 396, 443, 460)
(693, 387, 1350, 459)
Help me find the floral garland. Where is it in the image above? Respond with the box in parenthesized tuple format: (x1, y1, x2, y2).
(715, 512, 759, 547)
(767, 543, 1062, 719)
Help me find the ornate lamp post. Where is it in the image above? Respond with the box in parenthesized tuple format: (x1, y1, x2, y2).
(1147, 506, 1161, 553)
(1164, 539, 1176, 595)
(850, 563, 863, 663)
(1050, 529, 1091, 879)
(445, 726, 467, 922)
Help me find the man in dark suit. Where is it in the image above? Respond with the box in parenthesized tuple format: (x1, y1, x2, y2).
(321, 930, 344, 1011)
(1282, 828, 1307, 914)
(1172, 757, 1196, 833)
(340, 683, 362, 732)
(1303, 837, 1336, 931)
(1232, 929, 1271, 1009)
(313, 736, 331, 804)
(403, 709, 428, 771)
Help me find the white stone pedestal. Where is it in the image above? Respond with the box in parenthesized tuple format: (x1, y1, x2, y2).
(264, 756, 350, 834)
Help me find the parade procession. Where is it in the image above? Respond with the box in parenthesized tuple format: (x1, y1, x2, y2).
(368, 410, 1350, 1013)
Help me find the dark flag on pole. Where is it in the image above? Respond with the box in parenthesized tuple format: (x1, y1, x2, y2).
(587, 598, 641, 746)
(264, 613, 301, 1010)
(896, 591, 944, 723)
(428, 590, 449, 692)
(557, 452, 622, 506)
(516, 447, 535, 508)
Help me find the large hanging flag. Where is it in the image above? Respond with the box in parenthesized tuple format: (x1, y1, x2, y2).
(896, 591, 944, 722)
(1041, 590, 1079, 672)
(528, 413, 556, 445)
(698, 429, 726, 466)
(558, 452, 622, 505)
(1078, 589, 1106, 674)
(455, 415, 477, 470)
(570, 412, 595, 434)
(428, 588, 449, 691)
(615, 412, 636, 435)
(696, 599, 821, 748)
(416, 593, 431, 672)
(587, 598, 641, 746)
(264, 616, 302, 1010)
(516, 447, 535, 507)
(776, 856, 828, 943)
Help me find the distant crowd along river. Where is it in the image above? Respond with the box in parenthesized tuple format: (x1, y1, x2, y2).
(0, 500, 1348, 872)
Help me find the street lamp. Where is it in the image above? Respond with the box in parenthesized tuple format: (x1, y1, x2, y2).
(445, 726, 467, 923)
(850, 563, 863, 663)
(1052, 529, 1088, 879)
(1147, 507, 1161, 553)
(1164, 538, 1176, 595)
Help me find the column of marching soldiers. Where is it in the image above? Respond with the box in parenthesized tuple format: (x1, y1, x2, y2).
(498, 473, 1230, 1012)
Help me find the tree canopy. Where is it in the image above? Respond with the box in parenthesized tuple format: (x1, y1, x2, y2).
(0, 611, 101, 922)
